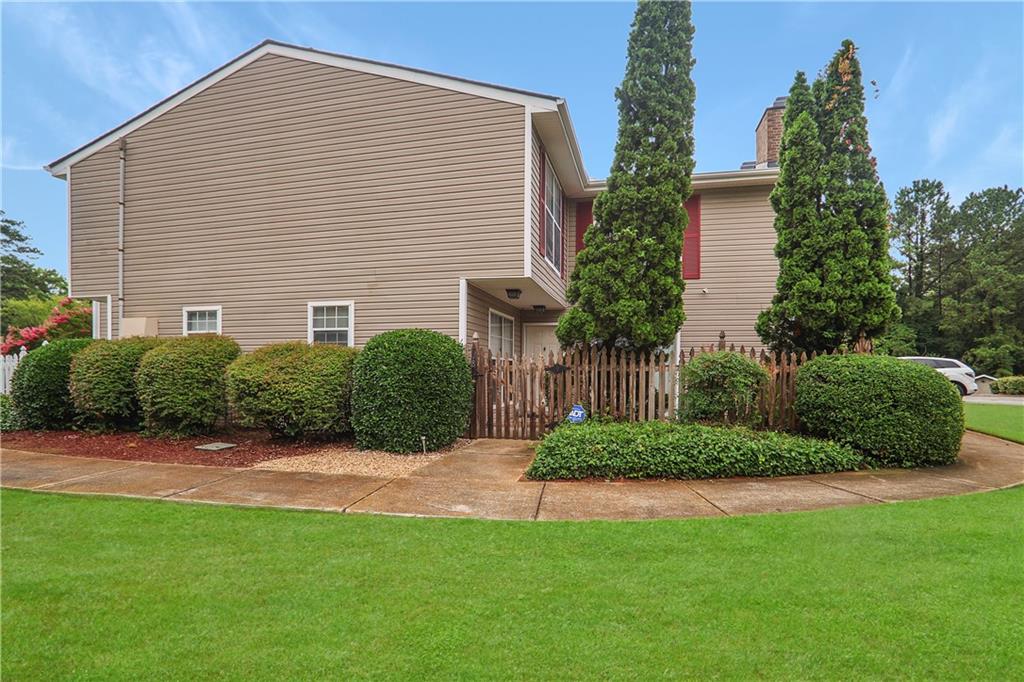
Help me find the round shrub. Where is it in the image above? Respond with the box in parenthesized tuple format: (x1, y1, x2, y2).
(227, 342, 359, 440)
(0, 394, 24, 431)
(351, 329, 473, 453)
(70, 336, 165, 430)
(136, 335, 241, 436)
(991, 376, 1024, 395)
(678, 351, 769, 426)
(10, 338, 94, 429)
(795, 354, 964, 467)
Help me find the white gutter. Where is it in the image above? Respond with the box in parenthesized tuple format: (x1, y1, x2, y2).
(117, 139, 126, 327)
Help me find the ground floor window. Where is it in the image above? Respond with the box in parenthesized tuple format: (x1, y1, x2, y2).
(489, 309, 515, 355)
(183, 306, 221, 335)
(307, 301, 354, 346)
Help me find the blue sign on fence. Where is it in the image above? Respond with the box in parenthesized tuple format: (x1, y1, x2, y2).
(566, 404, 587, 424)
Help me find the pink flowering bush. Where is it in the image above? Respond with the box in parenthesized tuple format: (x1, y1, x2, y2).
(1, 297, 92, 355)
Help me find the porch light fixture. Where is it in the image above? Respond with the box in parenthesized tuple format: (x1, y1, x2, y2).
(505, 288, 522, 300)
(532, 305, 546, 313)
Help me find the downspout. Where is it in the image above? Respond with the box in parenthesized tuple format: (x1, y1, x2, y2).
(117, 139, 126, 329)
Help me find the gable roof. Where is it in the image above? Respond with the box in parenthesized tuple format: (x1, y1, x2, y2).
(45, 39, 562, 177)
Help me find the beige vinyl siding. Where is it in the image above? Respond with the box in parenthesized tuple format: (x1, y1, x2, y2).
(530, 131, 567, 306)
(69, 146, 121, 339)
(565, 199, 578, 277)
(466, 284, 522, 353)
(680, 186, 778, 349)
(68, 54, 527, 350)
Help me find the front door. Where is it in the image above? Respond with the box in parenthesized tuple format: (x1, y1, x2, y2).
(523, 324, 559, 357)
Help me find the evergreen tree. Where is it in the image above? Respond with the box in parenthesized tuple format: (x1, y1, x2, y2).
(556, 0, 695, 352)
(755, 72, 833, 352)
(813, 40, 899, 347)
(757, 41, 898, 353)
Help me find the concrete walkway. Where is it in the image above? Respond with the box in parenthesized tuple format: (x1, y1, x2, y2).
(2, 431, 1022, 521)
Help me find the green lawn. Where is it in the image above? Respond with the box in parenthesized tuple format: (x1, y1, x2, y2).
(964, 402, 1024, 443)
(3, 489, 1023, 680)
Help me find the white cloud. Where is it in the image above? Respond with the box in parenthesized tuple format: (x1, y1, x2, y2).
(887, 45, 915, 103)
(1, 137, 45, 171)
(927, 62, 995, 165)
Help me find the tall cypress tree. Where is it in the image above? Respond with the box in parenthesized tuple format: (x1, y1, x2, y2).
(556, 0, 695, 352)
(755, 72, 835, 352)
(813, 40, 899, 347)
(757, 40, 898, 353)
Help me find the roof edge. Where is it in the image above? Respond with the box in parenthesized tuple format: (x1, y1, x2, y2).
(46, 39, 561, 177)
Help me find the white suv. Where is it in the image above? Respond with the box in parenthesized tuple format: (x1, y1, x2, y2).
(900, 356, 978, 396)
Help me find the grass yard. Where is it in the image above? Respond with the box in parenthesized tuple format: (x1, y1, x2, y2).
(3, 488, 1023, 680)
(964, 402, 1024, 443)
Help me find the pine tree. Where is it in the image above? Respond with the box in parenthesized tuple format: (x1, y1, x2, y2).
(556, 0, 695, 352)
(813, 40, 899, 347)
(757, 41, 898, 353)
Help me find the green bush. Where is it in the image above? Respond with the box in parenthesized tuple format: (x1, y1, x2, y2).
(136, 336, 241, 436)
(678, 351, 769, 426)
(352, 329, 473, 453)
(227, 342, 359, 440)
(526, 420, 862, 480)
(70, 337, 165, 430)
(0, 394, 24, 431)
(991, 376, 1024, 395)
(9, 338, 94, 429)
(795, 354, 964, 467)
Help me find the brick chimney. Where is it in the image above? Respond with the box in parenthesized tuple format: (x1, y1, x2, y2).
(754, 96, 787, 168)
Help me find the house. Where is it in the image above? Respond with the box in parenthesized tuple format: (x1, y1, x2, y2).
(46, 40, 781, 355)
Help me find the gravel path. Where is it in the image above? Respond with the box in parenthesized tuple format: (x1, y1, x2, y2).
(254, 440, 471, 478)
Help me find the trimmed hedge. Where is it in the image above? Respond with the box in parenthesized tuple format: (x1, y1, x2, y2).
(991, 376, 1024, 395)
(795, 354, 964, 467)
(0, 394, 24, 431)
(9, 339, 94, 429)
(227, 342, 359, 440)
(526, 420, 862, 480)
(136, 336, 241, 436)
(70, 337, 165, 430)
(352, 329, 473, 453)
(678, 351, 769, 426)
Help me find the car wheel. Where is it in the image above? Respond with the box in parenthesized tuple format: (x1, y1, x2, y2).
(953, 381, 967, 396)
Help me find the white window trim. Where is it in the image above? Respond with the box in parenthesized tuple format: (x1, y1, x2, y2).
(307, 300, 355, 347)
(488, 308, 516, 356)
(182, 305, 222, 336)
(544, 156, 564, 275)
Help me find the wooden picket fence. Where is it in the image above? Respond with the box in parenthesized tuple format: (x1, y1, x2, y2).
(466, 332, 870, 439)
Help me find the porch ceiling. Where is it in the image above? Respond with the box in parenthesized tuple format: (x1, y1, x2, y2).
(467, 277, 566, 311)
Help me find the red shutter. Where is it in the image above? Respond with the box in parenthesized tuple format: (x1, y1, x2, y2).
(538, 150, 546, 258)
(575, 199, 593, 254)
(683, 195, 701, 280)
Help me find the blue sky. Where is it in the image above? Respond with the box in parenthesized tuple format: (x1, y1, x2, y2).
(2, 1, 1022, 276)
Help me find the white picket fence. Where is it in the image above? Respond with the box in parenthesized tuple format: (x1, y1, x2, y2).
(1, 341, 47, 395)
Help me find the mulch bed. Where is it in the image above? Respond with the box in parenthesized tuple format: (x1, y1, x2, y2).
(1, 429, 333, 467)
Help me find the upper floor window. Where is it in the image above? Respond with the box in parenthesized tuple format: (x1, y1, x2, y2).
(307, 301, 354, 346)
(183, 306, 221, 335)
(544, 158, 563, 273)
(488, 309, 514, 356)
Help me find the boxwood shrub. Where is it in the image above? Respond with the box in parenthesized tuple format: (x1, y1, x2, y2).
(678, 351, 769, 426)
(526, 420, 862, 480)
(795, 354, 964, 467)
(351, 329, 473, 453)
(70, 336, 165, 430)
(136, 335, 241, 436)
(10, 338, 94, 429)
(991, 376, 1024, 395)
(0, 394, 24, 431)
(227, 342, 359, 440)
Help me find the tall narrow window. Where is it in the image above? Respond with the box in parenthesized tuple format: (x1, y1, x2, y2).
(544, 158, 564, 274)
(182, 306, 221, 335)
(307, 301, 354, 346)
(488, 310, 514, 355)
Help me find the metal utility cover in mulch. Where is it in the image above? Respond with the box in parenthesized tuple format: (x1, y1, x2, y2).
(194, 442, 237, 451)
